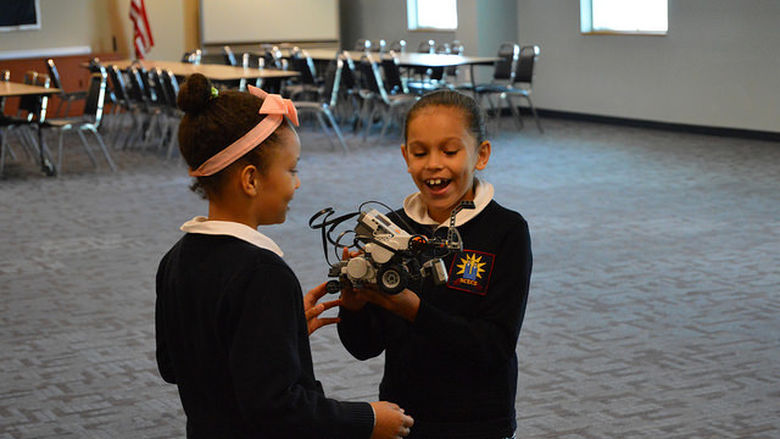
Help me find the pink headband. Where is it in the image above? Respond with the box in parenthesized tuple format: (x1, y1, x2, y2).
(189, 86, 300, 177)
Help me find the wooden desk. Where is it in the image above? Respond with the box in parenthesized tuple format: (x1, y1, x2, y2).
(1, 82, 61, 175)
(0, 81, 61, 97)
(102, 60, 298, 82)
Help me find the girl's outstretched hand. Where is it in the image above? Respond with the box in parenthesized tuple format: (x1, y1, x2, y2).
(369, 401, 414, 439)
(304, 282, 342, 335)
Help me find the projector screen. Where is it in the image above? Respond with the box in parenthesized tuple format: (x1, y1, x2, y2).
(200, 0, 339, 45)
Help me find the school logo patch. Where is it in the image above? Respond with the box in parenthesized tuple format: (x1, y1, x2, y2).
(447, 250, 495, 295)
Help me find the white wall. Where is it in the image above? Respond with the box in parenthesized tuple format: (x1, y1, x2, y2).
(516, 0, 780, 132)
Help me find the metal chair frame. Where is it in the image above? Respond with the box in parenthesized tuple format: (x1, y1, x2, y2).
(42, 69, 117, 174)
(294, 57, 349, 152)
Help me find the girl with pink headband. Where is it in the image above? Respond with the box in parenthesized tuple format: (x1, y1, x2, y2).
(155, 73, 413, 438)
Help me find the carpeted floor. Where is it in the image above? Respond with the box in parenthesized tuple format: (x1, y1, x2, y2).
(1, 117, 778, 438)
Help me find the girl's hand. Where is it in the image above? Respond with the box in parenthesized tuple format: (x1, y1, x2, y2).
(369, 401, 414, 439)
(339, 248, 369, 312)
(356, 286, 421, 323)
(304, 282, 342, 335)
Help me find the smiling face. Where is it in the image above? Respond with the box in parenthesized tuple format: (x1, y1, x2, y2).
(254, 127, 301, 225)
(402, 105, 490, 223)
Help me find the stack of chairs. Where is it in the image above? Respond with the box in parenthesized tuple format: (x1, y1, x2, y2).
(356, 53, 418, 140)
(106, 61, 182, 154)
(474, 43, 543, 132)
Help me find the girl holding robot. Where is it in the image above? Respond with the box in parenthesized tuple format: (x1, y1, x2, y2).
(338, 90, 533, 439)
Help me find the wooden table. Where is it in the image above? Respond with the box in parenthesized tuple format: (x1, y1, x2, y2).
(102, 60, 298, 82)
(1, 81, 61, 98)
(1, 82, 61, 175)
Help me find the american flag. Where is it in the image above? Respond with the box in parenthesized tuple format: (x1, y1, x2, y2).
(129, 0, 154, 59)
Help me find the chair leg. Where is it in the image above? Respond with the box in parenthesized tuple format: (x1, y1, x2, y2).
(4, 137, 17, 161)
(77, 129, 99, 169)
(18, 127, 40, 160)
(55, 100, 65, 119)
(505, 96, 524, 130)
(157, 115, 171, 151)
(0, 129, 7, 177)
(57, 131, 65, 175)
(364, 103, 383, 141)
(89, 127, 117, 171)
(166, 119, 181, 160)
(323, 107, 349, 153)
(379, 106, 395, 140)
(525, 95, 543, 133)
(312, 111, 338, 151)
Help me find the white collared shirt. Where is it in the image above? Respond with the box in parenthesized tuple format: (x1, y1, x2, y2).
(402, 179, 495, 229)
(180, 216, 284, 257)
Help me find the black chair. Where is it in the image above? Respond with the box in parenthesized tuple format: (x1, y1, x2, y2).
(389, 40, 407, 53)
(370, 39, 387, 54)
(354, 39, 371, 52)
(445, 41, 464, 79)
(241, 52, 265, 91)
(357, 53, 418, 140)
(472, 42, 519, 92)
(294, 58, 349, 152)
(412, 39, 444, 88)
(147, 68, 180, 151)
(472, 42, 520, 117)
(159, 69, 182, 158)
(475, 44, 542, 132)
(46, 58, 88, 118)
(336, 51, 362, 129)
(0, 70, 27, 174)
(288, 49, 322, 100)
(42, 69, 116, 174)
(1, 72, 54, 176)
(261, 45, 288, 70)
(501, 45, 543, 132)
(106, 65, 144, 149)
(223, 45, 238, 66)
(381, 52, 410, 95)
(181, 49, 202, 64)
(0, 69, 10, 114)
(123, 65, 162, 148)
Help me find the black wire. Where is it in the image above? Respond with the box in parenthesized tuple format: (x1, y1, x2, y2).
(309, 201, 417, 268)
(308, 207, 359, 266)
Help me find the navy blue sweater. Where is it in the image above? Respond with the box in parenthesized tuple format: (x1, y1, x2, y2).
(338, 200, 532, 439)
(156, 234, 374, 438)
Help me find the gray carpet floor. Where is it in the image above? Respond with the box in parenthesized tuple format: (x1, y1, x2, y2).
(1, 117, 778, 438)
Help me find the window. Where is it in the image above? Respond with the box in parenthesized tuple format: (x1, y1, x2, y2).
(581, 0, 668, 35)
(407, 0, 458, 31)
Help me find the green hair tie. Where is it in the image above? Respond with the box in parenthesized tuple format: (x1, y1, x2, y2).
(210, 86, 219, 99)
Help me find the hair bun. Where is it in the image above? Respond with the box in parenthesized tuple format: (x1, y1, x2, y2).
(177, 73, 213, 114)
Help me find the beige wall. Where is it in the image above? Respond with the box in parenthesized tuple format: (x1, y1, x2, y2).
(0, 0, 197, 61)
(516, 0, 780, 133)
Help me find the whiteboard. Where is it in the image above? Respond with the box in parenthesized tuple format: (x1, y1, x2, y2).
(200, 0, 339, 44)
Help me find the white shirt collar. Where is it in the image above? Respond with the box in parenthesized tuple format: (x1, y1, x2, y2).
(402, 179, 494, 228)
(180, 216, 284, 257)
